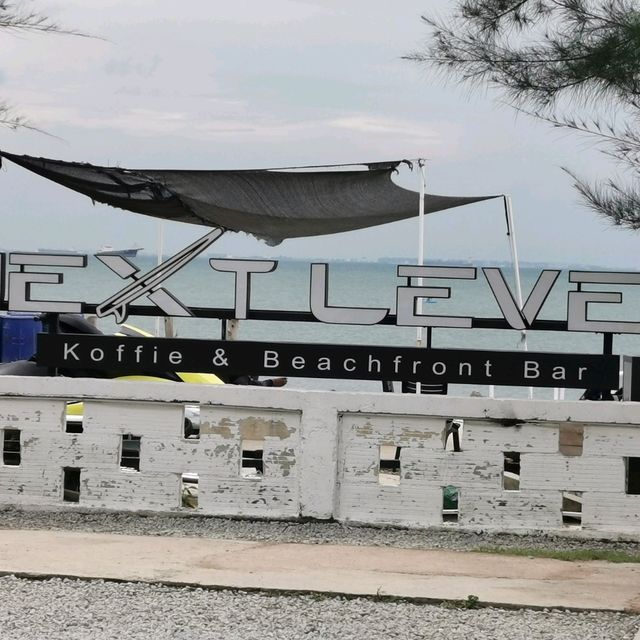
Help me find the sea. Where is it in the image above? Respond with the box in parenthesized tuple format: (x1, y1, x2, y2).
(26, 255, 640, 401)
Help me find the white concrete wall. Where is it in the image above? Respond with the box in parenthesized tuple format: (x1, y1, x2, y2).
(0, 375, 639, 534)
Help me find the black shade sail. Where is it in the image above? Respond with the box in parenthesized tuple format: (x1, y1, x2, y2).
(0, 152, 499, 244)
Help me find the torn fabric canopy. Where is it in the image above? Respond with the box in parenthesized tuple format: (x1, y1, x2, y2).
(0, 152, 499, 245)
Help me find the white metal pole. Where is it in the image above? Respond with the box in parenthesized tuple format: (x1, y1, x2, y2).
(155, 221, 164, 337)
(505, 196, 525, 311)
(504, 195, 533, 400)
(416, 160, 427, 395)
(417, 159, 426, 347)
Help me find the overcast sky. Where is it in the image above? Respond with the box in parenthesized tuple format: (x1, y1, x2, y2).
(0, 0, 637, 267)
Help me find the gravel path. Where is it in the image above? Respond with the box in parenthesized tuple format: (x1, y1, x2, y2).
(1, 508, 639, 554)
(1, 510, 639, 639)
(0, 576, 637, 640)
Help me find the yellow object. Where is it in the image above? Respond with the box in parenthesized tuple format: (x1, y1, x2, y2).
(115, 324, 224, 385)
(116, 373, 223, 385)
(65, 321, 224, 416)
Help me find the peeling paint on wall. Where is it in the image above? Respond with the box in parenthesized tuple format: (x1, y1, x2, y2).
(0, 381, 639, 533)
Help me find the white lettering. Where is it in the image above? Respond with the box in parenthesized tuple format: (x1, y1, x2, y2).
(393, 355, 403, 373)
(483, 268, 560, 330)
(7, 253, 85, 314)
(309, 263, 388, 325)
(292, 356, 305, 370)
(578, 366, 587, 381)
(317, 357, 331, 371)
(63, 342, 80, 361)
(412, 360, 421, 374)
(459, 362, 472, 376)
(90, 348, 104, 362)
(567, 271, 640, 334)
(552, 366, 566, 380)
(524, 361, 540, 379)
(432, 362, 446, 376)
(264, 350, 279, 368)
(209, 259, 277, 320)
(116, 344, 125, 362)
(343, 358, 356, 372)
(368, 356, 381, 373)
(395, 265, 475, 328)
(169, 351, 182, 365)
(484, 360, 492, 377)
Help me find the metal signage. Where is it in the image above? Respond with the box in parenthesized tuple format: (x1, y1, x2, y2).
(36, 334, 620, 389)
(5, 247, 640, 335)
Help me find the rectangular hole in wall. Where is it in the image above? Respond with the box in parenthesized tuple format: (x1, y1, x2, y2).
(503, 452, 520, 490)
(562, 491, 583, 527)
(626, 458, 640, 495)
(559, 425, 583, 456)
(379, 445, 401, 486)
(63, 467, 81, 503)
(442, 419, 463, 451)
(183, 404, 200, 440)
(181, 473, 199, 508)
(443, 486, 459, 522)
(241, 439, 264, 478)
(120, 435, 141, 472)
(65, 403, 83, 433)
(3, 429, 20, 466)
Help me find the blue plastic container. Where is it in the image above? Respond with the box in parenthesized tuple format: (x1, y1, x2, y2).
(0, 313, 42, 363)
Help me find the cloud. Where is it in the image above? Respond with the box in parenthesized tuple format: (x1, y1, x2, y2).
(329, 115, 439, 138)
(104, 55, 162, 79)
(55, 0, 334, 27)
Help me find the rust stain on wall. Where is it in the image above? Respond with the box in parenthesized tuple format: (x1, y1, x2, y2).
(355, 422, 374, 437)
(399, 429, 438, 440)
(239, 417, 291, 440)
(201, 420, 233, 438)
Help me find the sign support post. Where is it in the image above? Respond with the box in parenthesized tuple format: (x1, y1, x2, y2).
(504, 194, 533, 400)
(623, 356, 640, 401)
(416, 159, 427, 395)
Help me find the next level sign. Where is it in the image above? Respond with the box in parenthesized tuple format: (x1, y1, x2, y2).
(36, 334, 620, 389)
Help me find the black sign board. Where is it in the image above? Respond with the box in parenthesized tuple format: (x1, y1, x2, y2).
(36, 334, 620, 389)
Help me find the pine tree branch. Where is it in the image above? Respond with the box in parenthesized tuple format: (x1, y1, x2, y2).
(0, 1, 96, 37)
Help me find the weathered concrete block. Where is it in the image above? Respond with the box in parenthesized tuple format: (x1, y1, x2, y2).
(401, 449, 503, 488)
(199, 476, 299, 518)
(336, 483, 443, 528)
(143, 438, 201, 473)
(583, 425, 640, 457)
(460, 489, 562, 529)
(520, 454, 625, 492)
(582, 493, 640, 532)
(0, 398, 65, 432)
(339, 413, 447, 449)
(83, 401, 183, 437)
(81, 470, 180, 510)
(463, 420, 559, 453)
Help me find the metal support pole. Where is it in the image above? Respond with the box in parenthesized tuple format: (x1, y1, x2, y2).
(504, 195, 533, 400)
(416, 160, 427, 395)
(417, 159, 426, 347)
(155, 221, 164, 337)
(623, 356, 640, 401)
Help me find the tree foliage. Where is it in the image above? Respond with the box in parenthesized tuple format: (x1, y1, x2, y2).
(0, 1, 91, 131)
(407, 0, 640, 230)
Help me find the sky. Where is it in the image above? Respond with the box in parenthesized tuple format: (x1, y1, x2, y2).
(0, 0, 638, 267)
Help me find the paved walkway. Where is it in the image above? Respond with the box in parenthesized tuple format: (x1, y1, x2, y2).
(1, 529, 639, 612)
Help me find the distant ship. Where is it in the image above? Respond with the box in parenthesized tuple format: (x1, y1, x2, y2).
(37, 248, 82, 256)
(37, 246, 143, 258)
(95, 245, 143, 258)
